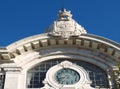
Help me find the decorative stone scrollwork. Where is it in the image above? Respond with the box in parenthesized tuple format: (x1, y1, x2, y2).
(46, 8, 87, 39)
(59, 60, 73, 68)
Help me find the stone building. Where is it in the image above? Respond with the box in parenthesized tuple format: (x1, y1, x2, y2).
(0, 8, 120, 89)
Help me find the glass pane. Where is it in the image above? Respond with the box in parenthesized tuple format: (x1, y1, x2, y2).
(27, 59, 109, 88)
(0, 72, 5, 89)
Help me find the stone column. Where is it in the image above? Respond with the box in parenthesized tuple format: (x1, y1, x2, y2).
(3, 67, 21, 89)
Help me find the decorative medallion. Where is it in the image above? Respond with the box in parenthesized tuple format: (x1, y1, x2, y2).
(55, 68, 80, 85)
(41, 60, 94, 89)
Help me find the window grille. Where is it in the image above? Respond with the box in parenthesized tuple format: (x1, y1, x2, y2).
(0, 69, 5, 89)
(27, 59, 109, 88)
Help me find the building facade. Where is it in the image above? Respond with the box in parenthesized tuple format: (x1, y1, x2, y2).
(0, 9, 120, 89)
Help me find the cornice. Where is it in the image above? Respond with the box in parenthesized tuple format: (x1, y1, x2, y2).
(0, 33, 119, 61)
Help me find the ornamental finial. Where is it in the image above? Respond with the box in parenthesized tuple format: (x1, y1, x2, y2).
(58, 8, 72, 21)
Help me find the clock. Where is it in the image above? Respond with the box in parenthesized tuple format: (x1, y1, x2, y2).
(55, 68, 80, 85)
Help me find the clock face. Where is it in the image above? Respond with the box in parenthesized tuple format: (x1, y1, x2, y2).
(55, 68, 80, 85)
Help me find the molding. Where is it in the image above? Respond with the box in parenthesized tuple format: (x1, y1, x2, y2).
(0, 34, 119, 62)
(3, 67, 22, 72)
(41, 60, 94, 89)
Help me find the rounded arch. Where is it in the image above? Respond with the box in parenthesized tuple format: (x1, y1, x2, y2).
(18, 47, 114, 71)
(13, 34, 120, 89)
(4, 34, 119, 65)
(26, 58, 109, 88)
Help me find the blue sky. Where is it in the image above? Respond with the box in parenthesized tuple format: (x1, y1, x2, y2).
(0, 0, 120, 46)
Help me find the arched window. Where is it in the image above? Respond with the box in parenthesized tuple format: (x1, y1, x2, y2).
(27, 59, 109, 88)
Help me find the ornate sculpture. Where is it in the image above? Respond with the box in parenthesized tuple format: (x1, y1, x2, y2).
(46, 8, 87, 39)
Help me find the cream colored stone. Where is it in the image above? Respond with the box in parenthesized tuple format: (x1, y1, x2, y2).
(16, 46, 25, 54)
(49, 39, 56, 45)
(2, 54, 10, 60)
(41, 39, 48, 46)
(66, 40, 73, 45)
(24, 43, 32, 51)
(92, 42, 99, 49)
(107, 47, 114, 55)
(58, 40, 64, 45)
(84, 40, 90, 47)
(76, 39, 82, 46)
(114, 51, 120, 59)
(46, 9, 87, 39)
(32, 40, 40, 49)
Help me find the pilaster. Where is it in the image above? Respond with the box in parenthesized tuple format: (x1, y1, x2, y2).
(4, 67, 21, 89)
